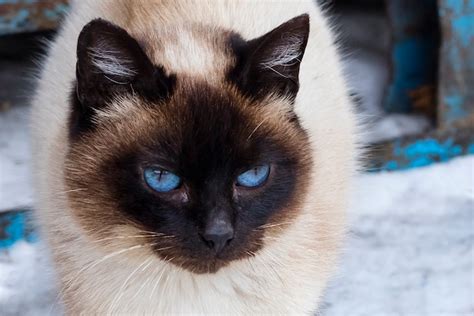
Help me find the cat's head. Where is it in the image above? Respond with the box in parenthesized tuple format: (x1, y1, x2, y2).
(65, 15, 312, 273)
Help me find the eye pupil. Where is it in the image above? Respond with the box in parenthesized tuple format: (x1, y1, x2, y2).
(236, 165, 270, 188)
(157, 170, 166, 181)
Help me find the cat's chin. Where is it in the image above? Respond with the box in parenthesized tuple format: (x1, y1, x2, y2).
(159, 251, 251, 274)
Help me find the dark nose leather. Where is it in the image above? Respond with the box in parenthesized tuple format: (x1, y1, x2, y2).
(201, 210, 234, 253)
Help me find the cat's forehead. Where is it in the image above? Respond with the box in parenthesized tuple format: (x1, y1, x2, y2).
(94, 80, 250, 134)
(86, 80, 300, 166)
(97, 80, 287, 133)
(136, 26, 236, 80)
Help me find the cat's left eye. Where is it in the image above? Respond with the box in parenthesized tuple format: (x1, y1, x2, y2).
(236, 165, 270, 188)
(144, 167, 181, 192)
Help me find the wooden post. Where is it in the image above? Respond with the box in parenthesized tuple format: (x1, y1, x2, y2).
(437, 0, 474, 129)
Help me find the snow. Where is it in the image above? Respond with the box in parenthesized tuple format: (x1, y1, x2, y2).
(0, 104, 33, 211)
(0, 55, 35, 212)
(0, 156, 472, 315)
(0, 242, 58, 316)
(323, 156, 474, 315)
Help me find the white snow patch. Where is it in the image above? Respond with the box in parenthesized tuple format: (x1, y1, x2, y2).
(322, 156, 474, 315)
(0, 105, 33, 212)
(0, 241, 59, 316)
(365, 113, 431, 144)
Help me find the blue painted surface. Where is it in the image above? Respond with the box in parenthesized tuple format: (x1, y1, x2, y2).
(0, 211, 37, 250)
(385, 37, 438, 112)
(468, 144, 474, 154)
(443, 94, 467, 119)
(43, 3, 68, 21)
(384, 0, 439, 113)
(438, 0, 474, 127)
(380, 138, 474, 171)
(0, 1, 69, 35)
(452, 14, 474, 47)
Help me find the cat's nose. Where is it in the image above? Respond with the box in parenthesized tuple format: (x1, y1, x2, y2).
(201, 213, 234, 253)
(201, 227, 234, 253)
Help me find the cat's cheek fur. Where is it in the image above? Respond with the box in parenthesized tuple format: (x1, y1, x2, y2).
(31, 0, 359, 314)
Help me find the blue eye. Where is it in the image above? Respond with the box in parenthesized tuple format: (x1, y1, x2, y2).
(236, 165, 270, 188)
(144, 167, 181, 192)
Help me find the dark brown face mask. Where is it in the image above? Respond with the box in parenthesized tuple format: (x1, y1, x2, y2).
(65, 15, 312, 274)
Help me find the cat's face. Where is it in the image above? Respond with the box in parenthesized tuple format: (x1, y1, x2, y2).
(65, 16, 312, 273)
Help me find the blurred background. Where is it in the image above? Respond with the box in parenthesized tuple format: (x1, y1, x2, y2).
(0, 0, 472, 315)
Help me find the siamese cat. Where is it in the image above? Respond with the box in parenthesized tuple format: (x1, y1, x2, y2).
(31, 0, 358, 314)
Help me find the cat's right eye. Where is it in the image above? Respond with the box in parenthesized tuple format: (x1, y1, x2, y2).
(144, 167, 181, 192)
(236, 165, 271, 188)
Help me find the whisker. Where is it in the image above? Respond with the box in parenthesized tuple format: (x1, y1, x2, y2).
(255, 251, 285, 284)
(108, 256, 154, 314)
(150, 257, 169, 299)
(91, 235, 157, 243)
(54, 244, 147, 310)
(257, 221, 293, 230)
(49, 188, 88, 198)
(247, 117, 269, 141)
(90, 232, 173, 243)
(130, 257, 156, 302)
(152, 245, 175, 252)
(157, 263, 174, 310)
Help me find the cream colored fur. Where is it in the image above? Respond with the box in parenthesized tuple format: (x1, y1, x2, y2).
(31, 0, 358, 314)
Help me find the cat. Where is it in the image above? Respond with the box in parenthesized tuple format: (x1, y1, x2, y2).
(31, 0, 358, 314)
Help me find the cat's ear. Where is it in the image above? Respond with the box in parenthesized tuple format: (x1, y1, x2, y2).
(230, 14, 310, 102)
(71, 19, 174, 137)
(74, 18, 174, 115)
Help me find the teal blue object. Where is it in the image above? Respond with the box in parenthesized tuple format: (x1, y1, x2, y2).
(0, 210, 37, 250)
(438, 0, 474, 127)
(368, 117, 474, 172)
(385, 37, 438, 112)
(386, 138, 463, 170)
(371, 129, 474, 172)
(0, 0, 69, 35)
(384, 0, 439, 113)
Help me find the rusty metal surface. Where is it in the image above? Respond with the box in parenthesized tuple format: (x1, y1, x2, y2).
(437, 0, 474, 128)
(368, 117, 474, 171)
(0, 209, 36, 249)
(0, 0, 68, 35)
(384, 0, 440, 115)
(372, 0, 473, 171)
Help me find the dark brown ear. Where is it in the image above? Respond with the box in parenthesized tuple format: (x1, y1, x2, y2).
(72, 19, 175, 137)
(229, 14, 310, 102)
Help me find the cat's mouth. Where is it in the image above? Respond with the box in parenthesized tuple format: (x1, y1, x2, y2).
(160, 252, 248, 274)
(150, 238, 257, 274)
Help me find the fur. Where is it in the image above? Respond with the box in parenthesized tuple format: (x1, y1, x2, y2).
(88, 46, 138, 78)
(31, 0, 359, 314)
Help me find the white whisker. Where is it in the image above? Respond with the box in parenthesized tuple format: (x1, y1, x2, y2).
(108, 256, 154, 314)
(53, 244, 147, 311)
(247, 117, 269, 141)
